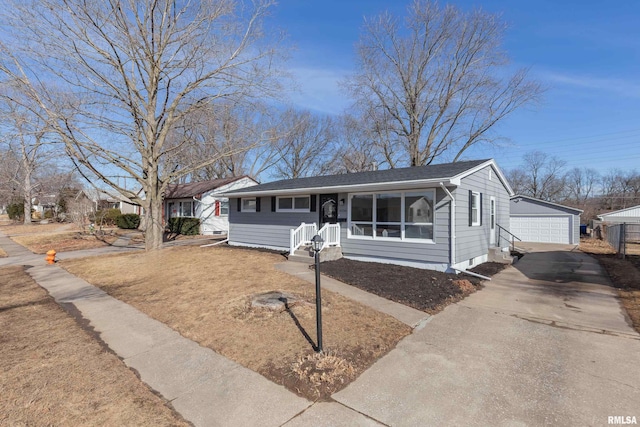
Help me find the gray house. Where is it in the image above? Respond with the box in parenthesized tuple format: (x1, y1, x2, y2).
(224, 159, 513, 272)
(510, 195, 582, 245)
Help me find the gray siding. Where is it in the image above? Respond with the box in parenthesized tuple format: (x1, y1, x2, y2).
(510, 198, 581, 244)
(229, 196, 318, 250)
(455, 165, 511, 262)
(341, 187, 450, 265)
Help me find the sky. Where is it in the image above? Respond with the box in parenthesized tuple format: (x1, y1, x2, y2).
(270, 0, 640, 175)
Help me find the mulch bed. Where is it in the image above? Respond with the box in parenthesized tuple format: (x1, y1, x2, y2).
(318, 259, 508, 314)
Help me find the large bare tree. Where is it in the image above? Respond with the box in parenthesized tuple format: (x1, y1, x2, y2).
(0, 0, 283, 249)
(344, 0, 543, 166)
(507, 151, 566, 202)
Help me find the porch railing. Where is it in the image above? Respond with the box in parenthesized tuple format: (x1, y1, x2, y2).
(289, 222, 317, 254)
(497, 224, 521, 252)
(318, 223, 340, 250)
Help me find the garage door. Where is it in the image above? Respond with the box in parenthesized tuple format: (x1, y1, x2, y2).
(510, 216, 570, 244)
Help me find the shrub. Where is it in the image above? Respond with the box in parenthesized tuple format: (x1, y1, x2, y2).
(94, 208, 121, 226)
(43, 210, 54, 219)
(167, 217, 200, 235)
(7, 203, 23, 221)
(115, 213, 141, 229)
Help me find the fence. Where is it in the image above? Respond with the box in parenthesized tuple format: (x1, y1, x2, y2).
(604, 223, 640, 259)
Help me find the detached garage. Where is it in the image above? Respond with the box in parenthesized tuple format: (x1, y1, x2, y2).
(510, 196, 582, 244)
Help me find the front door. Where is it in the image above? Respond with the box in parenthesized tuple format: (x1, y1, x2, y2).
(490, 196, 496, 245)
(319, 193, 338, 224)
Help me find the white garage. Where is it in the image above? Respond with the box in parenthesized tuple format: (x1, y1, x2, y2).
(510, 196, 582, 245)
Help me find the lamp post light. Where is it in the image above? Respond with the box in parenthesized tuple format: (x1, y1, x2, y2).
(310, 234, 324, 353)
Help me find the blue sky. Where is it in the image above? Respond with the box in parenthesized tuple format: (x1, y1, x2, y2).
(271, 0, 640, 175)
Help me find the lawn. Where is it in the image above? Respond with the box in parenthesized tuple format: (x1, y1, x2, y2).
(0, 247, 6, 257)
(580, 238, 640, 334)
(0, 266, 189, 426)
(0, 221, 71, 236)
(10, 231, 119, 254)
(61, 246, 411, 400)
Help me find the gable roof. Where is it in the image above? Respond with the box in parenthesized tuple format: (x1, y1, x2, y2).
(597, 204, 640, 219)
(164, 176, 254, 199)
(510, 195, 583, 214)
(224, 159, 512, 197)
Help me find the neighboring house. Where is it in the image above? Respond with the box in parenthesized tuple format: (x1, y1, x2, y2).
(32, 194, 58, 217)
(95, 191, 142, 215)
(597, 205, 640, 224)
(224, 159, 513, 272)
(510, 195, 582, 245)
(164, 176, 258, 235)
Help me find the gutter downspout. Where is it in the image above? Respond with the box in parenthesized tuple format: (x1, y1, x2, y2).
(439, 183, 455, 270)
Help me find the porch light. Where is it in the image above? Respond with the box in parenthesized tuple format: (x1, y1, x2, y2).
(311, 234, 324, 352)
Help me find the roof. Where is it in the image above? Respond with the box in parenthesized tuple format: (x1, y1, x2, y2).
(224, 159, 512, 197)
(510, 195, 583, 214)
(164, 176, 253, 199)
(597, 204, 640, 219)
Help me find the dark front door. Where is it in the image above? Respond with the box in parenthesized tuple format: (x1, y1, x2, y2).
(319, 193, 338, 224)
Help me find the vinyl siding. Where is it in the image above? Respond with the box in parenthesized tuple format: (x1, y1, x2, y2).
(455, 165, 511, 262)
(510, 198, 581, 244)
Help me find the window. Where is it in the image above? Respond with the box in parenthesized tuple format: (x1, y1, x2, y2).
(470, 192, 480, 226)
(276, 196, 310, 212)
(241, 198, 256, 212)
(167, 200, 194, 218)
(220, 200, 229, 216)
(349, 191, 435, 241)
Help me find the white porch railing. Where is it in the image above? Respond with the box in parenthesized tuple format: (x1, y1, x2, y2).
(318, 223, 340, 250)
(290, 222, 317, 254)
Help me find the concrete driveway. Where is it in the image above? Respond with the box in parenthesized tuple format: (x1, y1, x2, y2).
(333, 249, 640, 426)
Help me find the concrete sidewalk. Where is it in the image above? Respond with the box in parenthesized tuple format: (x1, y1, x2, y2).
(276, 261, 430, 328)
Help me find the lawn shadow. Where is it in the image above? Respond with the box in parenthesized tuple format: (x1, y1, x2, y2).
(282, 298, 318, 352)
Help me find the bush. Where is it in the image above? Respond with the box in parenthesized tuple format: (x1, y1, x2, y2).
(94, 208, 121, 226)
(7, 203, 23, 221)
(43, 210, 54, 219)
(115, 213, 141, 229)
(167, 217, 200, 235)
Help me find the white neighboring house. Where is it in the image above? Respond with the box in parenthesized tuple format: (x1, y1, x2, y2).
(95, 190, 142, 215)
(597, 205, 640, 224)
(164, 176, 258, 235)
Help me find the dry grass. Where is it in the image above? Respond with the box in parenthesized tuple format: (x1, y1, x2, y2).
(0, 266, 189, 426)
(0, 222, 71, 236)
(11, 232, 118, 254)
(579, 237, 616, 254)
(61, 245, 410, 400)
(0, 247, 6, 258)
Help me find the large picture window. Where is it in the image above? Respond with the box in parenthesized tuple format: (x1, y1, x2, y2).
(276, 196, 310, 212)
(349, 191, 435, 241)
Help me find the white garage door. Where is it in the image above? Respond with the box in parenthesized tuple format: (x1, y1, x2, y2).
(510, 216, 571, 244)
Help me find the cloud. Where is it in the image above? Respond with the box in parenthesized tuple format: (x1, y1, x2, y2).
(539, 71, 640, 98)
(286, 67, 351, 115)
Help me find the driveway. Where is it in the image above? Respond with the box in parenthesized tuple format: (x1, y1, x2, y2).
(333, 249, 640, 426)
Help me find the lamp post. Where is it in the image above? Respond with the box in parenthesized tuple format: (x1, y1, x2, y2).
(310, 234, 324, 353)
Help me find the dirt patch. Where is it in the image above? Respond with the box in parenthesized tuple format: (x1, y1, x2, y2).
(0, 266, 189, 426)
(580, 240, 640, 334)
(60, 246, 410, 401)
(11, 231, 118, 253)
(469, 262, 509, 277)
(318, 258, 502, 314)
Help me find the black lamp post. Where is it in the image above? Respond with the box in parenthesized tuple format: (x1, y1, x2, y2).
(310, 234, 324, 353)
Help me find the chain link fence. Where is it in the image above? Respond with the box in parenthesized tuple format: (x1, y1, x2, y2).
(604, 223, 640, 259)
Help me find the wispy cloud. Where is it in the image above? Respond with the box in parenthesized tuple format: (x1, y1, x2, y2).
(539, 71, 640, 98)
(285, 67, 351, 115)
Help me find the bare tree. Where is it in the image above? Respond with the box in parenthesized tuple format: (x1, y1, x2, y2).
(344, 0, 543, 167)
(0, 0, 284, 250)
(271, 108, 336, 179)
(508, 151, 566, 202)
(565, 167, 600, 206)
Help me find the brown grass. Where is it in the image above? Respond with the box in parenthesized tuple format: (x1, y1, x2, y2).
(0, 266, 189, 426)
(0, 222, 72, 236)
(0, 247, 6, 258)
(61, 246, 410, 400)
(580, 239, 640, 334)
(579, 237, 616, 254)
(11, 232, 118, 254)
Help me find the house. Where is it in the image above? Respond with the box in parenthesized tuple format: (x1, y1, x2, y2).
(164, 176, 258, 235)
(95, 190, 142, 215)
(597, 205, 640, 224)
(510, 195, 582, 245)
(223, 159, 513, 272)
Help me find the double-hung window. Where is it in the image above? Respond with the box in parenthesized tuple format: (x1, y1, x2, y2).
(241, 198, 256, 212)
(470, 192, 481, 226)
(276, 196, 310, 212)
(349, 191, 435, 241)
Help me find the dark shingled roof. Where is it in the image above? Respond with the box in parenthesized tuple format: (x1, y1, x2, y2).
(165, 177, 249, 199)
(230, 159, 491, 194)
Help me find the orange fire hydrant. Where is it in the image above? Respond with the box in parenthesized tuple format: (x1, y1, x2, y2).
(45, 249, 56, 265)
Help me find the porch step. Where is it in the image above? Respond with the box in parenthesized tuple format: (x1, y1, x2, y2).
(488, 246, 514, 264)
(288, 245, 343, 264)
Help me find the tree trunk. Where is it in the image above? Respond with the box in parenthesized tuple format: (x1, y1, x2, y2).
(23, 167, 32, 225)
(144, 192, 164, 251)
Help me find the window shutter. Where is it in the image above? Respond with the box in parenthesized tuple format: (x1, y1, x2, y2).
(468, 190, 473, 226)
(271, 196, 276, 212)
(310, 195, 317, 212)
(256, 197, 261, 212)
(479, 193, 483, 226)
(237, 198, 241, 212)
(214, 200, 220, 216)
